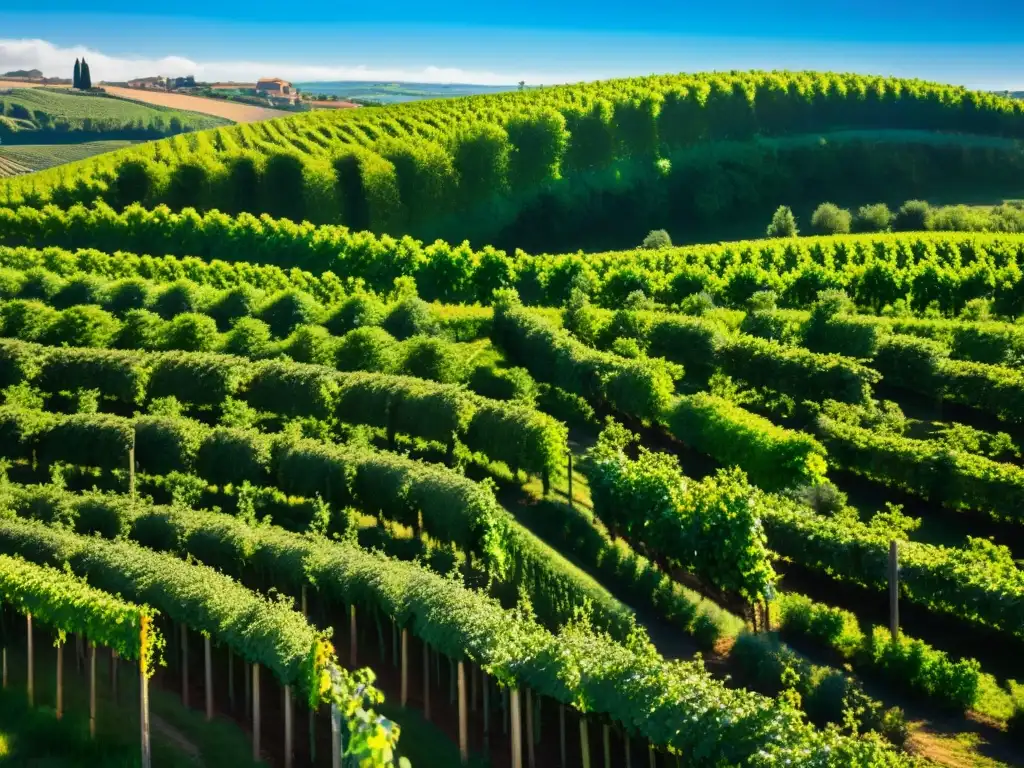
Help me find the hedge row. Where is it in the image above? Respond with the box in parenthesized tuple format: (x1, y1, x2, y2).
(0, 404, 633, 640)
(760, 497, 1024, 641)
(816, 415, 1024, 524)
(776, 592, 981, 713)
(667, 394, 828, 491)
(0, 338, 566, 481)
(8, 206, 1024, 313)
(0, 480, 911, 766)
(0, 553, 157, 672)
(601, 308, 878, 404)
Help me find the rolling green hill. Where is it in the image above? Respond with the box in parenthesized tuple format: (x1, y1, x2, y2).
(3, 71, 1024, 253)
(0, 87, 228, 143)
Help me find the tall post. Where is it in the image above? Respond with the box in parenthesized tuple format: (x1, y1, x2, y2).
(331, 703, 341, 768)
(349, 604, 357, 668)
(111, 649, 118, 703)
(559, 703, 567, 768)
(2, 647, 6, 688)
(510, 687, 523, 768)
(228, 648, 235, 712)
(301, 585, 307, 617)
(56, 641, 63, 720)
(181, 624, 189, 707)
(244, 662, 251, 718)
(889, 539, 899, 641)
(300, 588, 315, 763)
(140, 657, 151, 768)
(423, 642, 431, 720)
(458, 660, 468, 764)
(567, 451, 574, 509)
(603, 724, 611, 768)
(284, 685, 294, 768)
(580, 717, 591, 768)
(471, 664, 478, 712)
(626, 735, 632, 768)
(26, 613, 33, 707)
(482, 672, 490, 754)
(204, 635, 213, 720)
(128, 443, 136, 498)
(89, 643, 97, 738)
(526, 688, 536, 768)
(252, 664, 261, 761)
(400, 629, 408, 707)
(649, 743, 656, 768)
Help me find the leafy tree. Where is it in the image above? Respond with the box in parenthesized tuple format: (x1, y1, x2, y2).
(766, 205, 798, 238)
(641, 229, 672, 250)
(73, 59, 81, 90)
(810, 203, 852, 235)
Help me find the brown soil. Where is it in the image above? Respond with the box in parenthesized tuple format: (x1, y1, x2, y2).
(100, 86, 289, 123)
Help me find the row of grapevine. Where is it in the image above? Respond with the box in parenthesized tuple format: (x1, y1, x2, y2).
(7, 204, 1024, 315)
(5, 72, 1024, 227)
(0, 478, 912, 766)
(0, 338, 566, 482)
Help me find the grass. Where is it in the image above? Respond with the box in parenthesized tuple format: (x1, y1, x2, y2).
(0, 141, 140, 175)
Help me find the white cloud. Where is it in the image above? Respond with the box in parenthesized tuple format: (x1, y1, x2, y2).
(0, 38, 568, 85)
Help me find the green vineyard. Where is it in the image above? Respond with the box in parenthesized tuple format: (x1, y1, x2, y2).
(0, 68, 1023, 768)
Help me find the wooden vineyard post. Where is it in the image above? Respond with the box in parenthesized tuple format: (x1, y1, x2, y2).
(252, 663, 261, 761)
(111, 649, 118, 703)
(510, 687, 523, 768)
(26, 613, 33, 707)
(228, 648, 235, 712)
(2, 646, 6, 689)
(603, 724, 611, 768)
(244, 662, 251, 718)
(482, 672, 490, 754)
(56, 641, 63, 720)
(649, 743, 656, 768)
(567, 451, 574, 509)
(580, 716, 591, 768)
(423, 642, 431, 720)
(140, 654, 151, 768)
(471, 663, 478, 712)
(626, 735, 632, 768)
(204, 635, 213, 720)
(350, 604, 357, 668)
(400, 629, 408, 706)
(330, 703, 341, 768)
(559, 704, 567, 768)
(301, 585, 307, 617)
(526, 688, 536, 768)
(284, 685, 294, 768)
(181, 624, 189, 707)
(128, 443, 136, 498)
(457, 660, 468, 764)
(89, 643, 97, 738)
(889, 539, 899, 640)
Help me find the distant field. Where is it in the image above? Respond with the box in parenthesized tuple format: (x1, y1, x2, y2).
(0, 140, 138, 176)
(102, 86, 288, 123)
(296, 80, 519, 103)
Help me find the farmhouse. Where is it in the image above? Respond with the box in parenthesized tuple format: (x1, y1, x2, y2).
(127, 76, 167, 90)
(256, 78, 293, 96)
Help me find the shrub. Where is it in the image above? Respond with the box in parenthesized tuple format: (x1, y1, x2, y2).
(161, 313, 221, 353)
(52, 275, 105, 309)
(113, 309, 163, 350)
(103, 278, 154, 313)
(335, 327, 399, 373)
(399, 336, 465, 384)
(894, 200, 931, 231)
(256, 290, 324, 338)
(208, 285, 260, 330)
(323, 293, 387, 335)
(153, 279, 208, 319)
(468, 365, 537, 403)
(46, 305, 120, 348)
(810, 203, 852, 235)
(855, 203, 894, 232)
(766, 206, 798, 238)
(641, 229, 672, 250)
(283, 324, 336, 366)
(383, 296, 438, 340)
(223, 317, 273, 359)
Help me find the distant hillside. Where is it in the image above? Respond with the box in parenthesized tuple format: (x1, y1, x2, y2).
(296, 80, 519, 104)
(1, 69, 43, 79)
(0, 87, 229, 144)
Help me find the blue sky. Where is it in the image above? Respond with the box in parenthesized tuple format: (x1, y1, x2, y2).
(2, 2, 1023, 88)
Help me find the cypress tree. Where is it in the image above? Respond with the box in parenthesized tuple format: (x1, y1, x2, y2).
(80, 59, 92, 90)
(73, 58, 81, 89)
